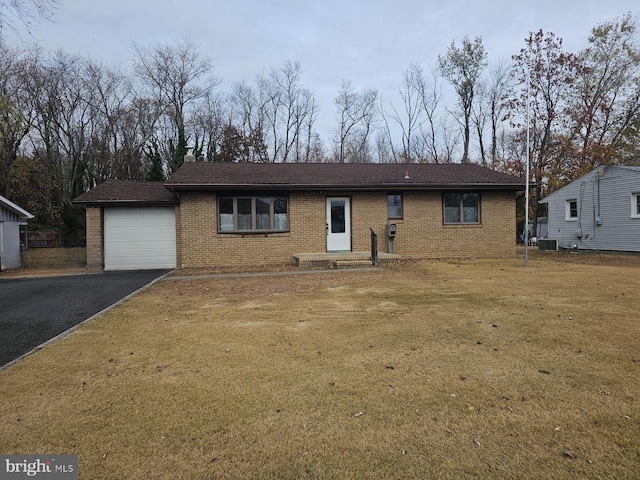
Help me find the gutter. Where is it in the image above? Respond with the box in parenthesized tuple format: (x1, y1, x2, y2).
(71, 199, 180, 207)
(163, 183, 527, 192)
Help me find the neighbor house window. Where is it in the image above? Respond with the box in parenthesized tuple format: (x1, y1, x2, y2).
(443, 193, 480, 224)
(565, 199, 578, 221)
(218, 196, 288, 232)
(632, 193, 640, 218)
(387, 194, 403, 219)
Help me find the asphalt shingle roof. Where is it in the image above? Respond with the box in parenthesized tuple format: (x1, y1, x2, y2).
(165, 162, 526, 191)
(74, 163, 526, 203)
(73, 180, 177, 204)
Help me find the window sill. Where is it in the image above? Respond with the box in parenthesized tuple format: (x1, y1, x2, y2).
(217, 230, 290, 236)
(443, 223, 482, 228)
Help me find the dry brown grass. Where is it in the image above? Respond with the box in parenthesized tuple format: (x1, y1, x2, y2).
(1, 251, 638, 479)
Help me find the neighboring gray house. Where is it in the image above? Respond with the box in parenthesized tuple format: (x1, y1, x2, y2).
(0, 195, 34, 270)
(539, 165, 640, 251)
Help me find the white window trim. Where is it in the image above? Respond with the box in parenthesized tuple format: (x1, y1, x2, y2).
(565, 199, 578, 222)
(632, 193, 640, 219)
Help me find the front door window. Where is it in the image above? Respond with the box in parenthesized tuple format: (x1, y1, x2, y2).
(331, 200, 346, 233)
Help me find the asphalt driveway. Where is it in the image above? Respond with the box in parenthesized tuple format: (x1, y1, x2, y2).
(0, 270, 168, 367)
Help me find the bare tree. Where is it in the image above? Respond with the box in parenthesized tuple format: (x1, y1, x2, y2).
(413, 65, 444, 163)
(47, 52, 97, 199)
(509, 29, 581, 228)
(485, 59, 512, 169)
(225, 81, 274, 163)
(230, 82, 263, 143)
(471, 81, 488, 166)
(0, 38, 31, 196)
(133, 37, 217, 172)
(378, 99, 398, 162)
(439, 118, 462, 163)
(21, 50, 95, 198)
(291, 87, 317, 162)
(333, 80, 378, 163)
(297, 90, 318, 162)
(383, 64, 424, 162)
(0, 0, 59, 31)
(438, 36, 488, 163)
(381, 63, 452, 163)
(374, 130, 394, 163)
(568, 13, 640, 171)
(256, 61, 318, 163)
(192, 90, 229, 162)
(306, 132, 326, 163)
(83, 62, 162, 184)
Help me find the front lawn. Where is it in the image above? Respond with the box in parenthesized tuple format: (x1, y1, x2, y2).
(1, 253, 638, 479)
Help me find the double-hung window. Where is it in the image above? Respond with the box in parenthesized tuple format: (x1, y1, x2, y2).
(443, 193, 480, 224)
(565, 199, 578, 221)
(218, 196, 288, 232)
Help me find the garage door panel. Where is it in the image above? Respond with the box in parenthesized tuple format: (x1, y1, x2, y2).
(104, 207, 176, 270)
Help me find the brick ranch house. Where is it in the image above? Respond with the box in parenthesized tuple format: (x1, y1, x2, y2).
(73, 162, 526, 270)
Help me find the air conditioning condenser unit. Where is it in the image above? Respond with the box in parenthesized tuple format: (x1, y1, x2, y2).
(537, 239, 558, 251)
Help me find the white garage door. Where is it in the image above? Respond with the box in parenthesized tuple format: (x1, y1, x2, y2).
(104, 207, 176, 270)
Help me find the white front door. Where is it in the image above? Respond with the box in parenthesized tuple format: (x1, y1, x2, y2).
(326, 197, 351, 252)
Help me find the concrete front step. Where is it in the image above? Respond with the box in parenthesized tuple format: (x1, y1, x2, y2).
(294, 252, 400, 268)
(335, 260, 373, 268)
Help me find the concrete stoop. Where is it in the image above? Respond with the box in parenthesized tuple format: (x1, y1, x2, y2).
(293, 252, 400, 268)
(335, 260, 375, 268)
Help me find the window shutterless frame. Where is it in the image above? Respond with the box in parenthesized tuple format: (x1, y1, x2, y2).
(442, 192, 480, 224)
(217, 196, 289, 233)
(387, 193, 403, 219)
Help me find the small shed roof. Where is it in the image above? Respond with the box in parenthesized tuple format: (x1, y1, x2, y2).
(165, 162, 526, 192)
(73, 180, 178, 205)
(0, 194, 34, 219)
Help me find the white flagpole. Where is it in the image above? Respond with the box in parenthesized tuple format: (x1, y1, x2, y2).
(525, 65, 530, 268)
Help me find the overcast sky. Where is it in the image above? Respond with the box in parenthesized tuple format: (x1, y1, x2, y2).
(4, 0, 639, 138)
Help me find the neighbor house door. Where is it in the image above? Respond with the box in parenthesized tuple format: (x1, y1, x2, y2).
(326, 197, 351, 252)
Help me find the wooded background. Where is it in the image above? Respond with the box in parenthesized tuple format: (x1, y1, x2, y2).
(1, 12, 639, 243)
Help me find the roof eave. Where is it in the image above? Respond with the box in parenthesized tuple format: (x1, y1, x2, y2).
(0, 194, 34, 219)
(71, 199, 179, 207)
(165, 182, 527, 192)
